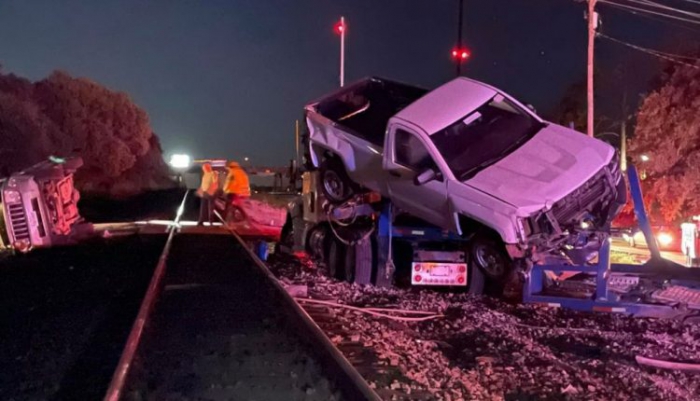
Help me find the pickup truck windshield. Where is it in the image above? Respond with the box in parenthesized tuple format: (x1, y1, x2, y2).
(430, 96, 542, 181)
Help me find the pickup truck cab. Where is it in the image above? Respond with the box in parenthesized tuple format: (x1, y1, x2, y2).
(305, 77, 625, 264)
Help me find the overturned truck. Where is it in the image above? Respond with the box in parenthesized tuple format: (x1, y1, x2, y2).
(0, 157, 89, 253)
(283, 77, 626, 293)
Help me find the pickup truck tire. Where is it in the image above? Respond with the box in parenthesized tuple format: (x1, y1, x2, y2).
(470, 236, 512, 283)
(466, 260, 485, 295)
(320, 158, 355, 204)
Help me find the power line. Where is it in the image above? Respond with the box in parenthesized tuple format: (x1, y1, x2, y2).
(617, 5, 700, 31)
(675, 0, 700, 6)
(629, 0, 700, 18)
(597, 32, 700, 67)
(599, 0, 700, 24)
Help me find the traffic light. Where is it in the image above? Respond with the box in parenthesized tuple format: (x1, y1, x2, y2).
(451, 48, 470, 62)
(334, 19, 345, 35)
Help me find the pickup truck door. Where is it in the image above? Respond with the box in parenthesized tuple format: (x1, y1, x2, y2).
(383, 125, 452, 230)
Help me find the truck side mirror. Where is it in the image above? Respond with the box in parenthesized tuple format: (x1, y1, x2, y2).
(414, 169, 440, 186)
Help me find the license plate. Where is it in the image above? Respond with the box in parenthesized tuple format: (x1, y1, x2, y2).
(411, 262, 467, 286)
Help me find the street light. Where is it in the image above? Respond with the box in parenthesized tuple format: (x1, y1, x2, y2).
(169, 154, 191, 169)
(640, 154, 650, 162)
(334, 17, 346, 87)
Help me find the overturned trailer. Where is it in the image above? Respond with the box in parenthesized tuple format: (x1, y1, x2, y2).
(0, 157, 91, 253)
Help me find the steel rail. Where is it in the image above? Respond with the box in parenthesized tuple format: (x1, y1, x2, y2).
(103, 191, 189, 401)
(216, 211, 382, 401)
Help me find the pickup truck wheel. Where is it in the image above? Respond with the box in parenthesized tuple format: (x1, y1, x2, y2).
(320, 158, 355, 204)
(471, 237, 511, 282)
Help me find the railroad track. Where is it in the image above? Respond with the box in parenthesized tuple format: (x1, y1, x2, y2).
(300, 303, 435, 401)
(105, 195, 380, 400)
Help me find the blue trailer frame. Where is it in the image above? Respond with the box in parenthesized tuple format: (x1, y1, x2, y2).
(523, 166, 700, 318)
(325, 166, 700, 317)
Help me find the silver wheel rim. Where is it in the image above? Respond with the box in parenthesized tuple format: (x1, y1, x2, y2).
(323, 170, 345, 200)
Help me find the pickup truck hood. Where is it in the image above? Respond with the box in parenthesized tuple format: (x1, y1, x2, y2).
(464, 124, 613, 213)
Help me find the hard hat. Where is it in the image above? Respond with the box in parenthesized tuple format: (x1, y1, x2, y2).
(228, 161, 240, 168)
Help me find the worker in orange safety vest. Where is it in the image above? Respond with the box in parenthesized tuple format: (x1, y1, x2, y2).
(196, 162, 220, 225)
(223, 161, 251, 200)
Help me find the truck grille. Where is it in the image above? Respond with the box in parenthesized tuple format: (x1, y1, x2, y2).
(551, 154, 621, 228)
(7, 203, 30, 242)
(551, 168, 610, 225)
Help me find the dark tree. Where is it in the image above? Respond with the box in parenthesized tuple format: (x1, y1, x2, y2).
(0, 69, 172, 196)
(628, 62, 700, 222)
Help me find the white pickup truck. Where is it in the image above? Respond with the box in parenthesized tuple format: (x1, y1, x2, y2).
(305, 77, 626, 268)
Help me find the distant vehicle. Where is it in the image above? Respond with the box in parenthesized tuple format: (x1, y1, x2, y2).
(622, 226, 681, 252)
(305, 77, 626, 265)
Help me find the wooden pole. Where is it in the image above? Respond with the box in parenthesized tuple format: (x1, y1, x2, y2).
(587, 0, 597, 137)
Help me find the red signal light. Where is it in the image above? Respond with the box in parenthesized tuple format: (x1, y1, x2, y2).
(334, 21, 345, 35)
(414, 275, 422, 283)
(451, 48, 470, 62)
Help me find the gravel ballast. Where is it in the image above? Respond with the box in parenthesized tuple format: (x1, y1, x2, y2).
(269, 253, 700, 401)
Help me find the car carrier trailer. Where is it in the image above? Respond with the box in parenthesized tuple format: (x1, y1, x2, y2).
(280, 165, 700, 320)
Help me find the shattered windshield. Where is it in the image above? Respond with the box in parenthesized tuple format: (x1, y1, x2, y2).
(430, 95, 542, 181)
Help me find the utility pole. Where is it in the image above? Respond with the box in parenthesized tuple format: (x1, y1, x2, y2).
(620, 89, 628, 171)
(456, 0, 464, 76)
(336, 17, 346, 87)
(295, 120, 300, 165)
(587, 0, 598, 137)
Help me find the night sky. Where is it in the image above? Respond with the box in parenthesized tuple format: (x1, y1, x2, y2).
(0, 0, 695, 165)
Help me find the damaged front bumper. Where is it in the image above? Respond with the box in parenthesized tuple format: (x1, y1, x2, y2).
(517, 153, 626, 261)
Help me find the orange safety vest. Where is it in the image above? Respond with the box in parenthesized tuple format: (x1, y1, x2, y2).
(199, 169, 220, 197)
(224, 164, 251, 197)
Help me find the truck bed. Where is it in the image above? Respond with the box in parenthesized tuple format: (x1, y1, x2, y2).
(311, 77, 427, 147)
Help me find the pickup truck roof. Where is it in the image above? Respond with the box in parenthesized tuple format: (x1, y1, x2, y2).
(307, 77, 542, 146)
(394, 78, 511, 135)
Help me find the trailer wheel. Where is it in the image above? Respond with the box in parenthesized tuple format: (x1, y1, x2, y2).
(276, 214, 294, 254)
(320, 158, 355, 204)
(306, 225, 328, 261)
(327, 237, 346, 280)
(470, 235, 512, 282)
(344, 237, 374, 285)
